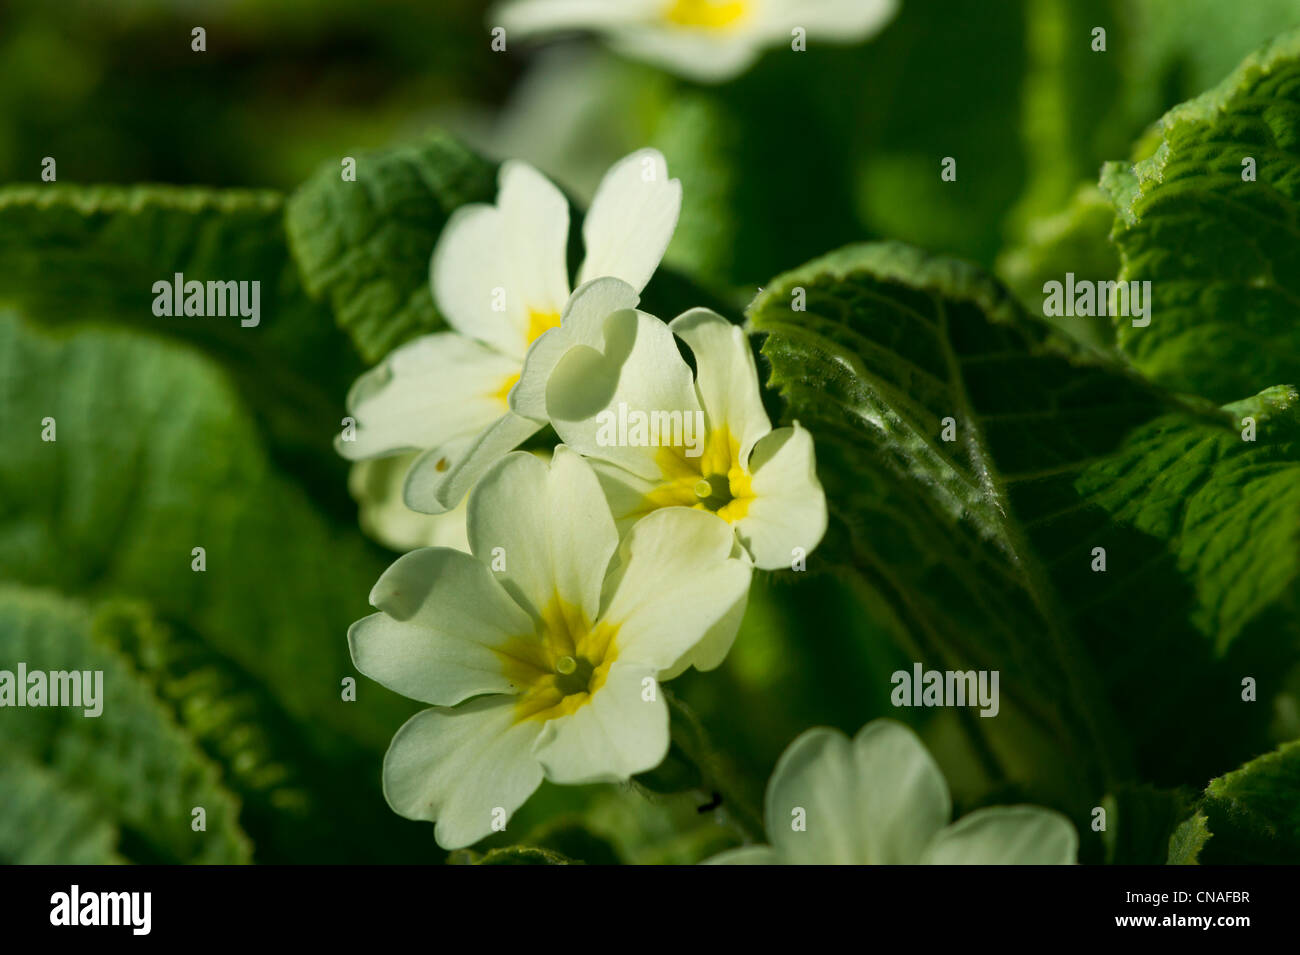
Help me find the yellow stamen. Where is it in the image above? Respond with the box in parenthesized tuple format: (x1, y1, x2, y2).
(486, 309, 563, 408)
(663, 0, 749, 30)
(494, 599, 620, 723)
(526, 308, 562, 345)
(641, 424, 755, 523)
(490, 371, 520, 407)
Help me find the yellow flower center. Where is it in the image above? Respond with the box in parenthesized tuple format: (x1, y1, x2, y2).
(494, 599, 619, 723)
(526, 308, 562, 344)
(663, 0, 750, 30)
(643, 425, 754, 523)
(491, 372, 520, 407)
(490, 308, 563, 407)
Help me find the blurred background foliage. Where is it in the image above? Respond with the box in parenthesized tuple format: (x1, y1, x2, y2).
(3, 0, 1300, 864)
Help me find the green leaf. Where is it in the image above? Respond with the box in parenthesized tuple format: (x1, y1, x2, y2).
(0, 184, 360, 477)
(1167, 811, 1212, 864)
(1012, 0, 1130, 229)
(0, 751, 124, 864)
(999, 183, 1120, 350)
(92, 600, 306, 808)
(454, 846, 579, 866)
(89, 597, 443, 865)
(1124, 0, 1300, 132)
(846, 0, 1029, 269)
(0, 312, 411, 754)
(516, 818, 621, 865)
(285, 131, 497, 363)
(0, 585, 252, 864)
(1101, 29, 1300, 404)
(747, 241, 1267, 801)
(1200, 739, 1300, 863)
(651, 75, 860, 297)
(579, 788, 743, 865)
(633, 690, 764, 841)
(1078, 385, 1300, 652)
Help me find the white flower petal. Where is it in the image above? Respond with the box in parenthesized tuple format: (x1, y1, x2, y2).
(348, 453, 470, 552)
(608, 28, 762, 83)
(336, 333, 520, 461)
(660, 569, 750, 678)
(494, 0, 896, 82)
(498, 160, 572, 320)
(576, 148, 681, 292)
(430, 204, 526, 359)
(601, 507, 752, 671)
(736, 422, 827, 570)
(467, 447, 618, 625)
(511, 276, 640, 421)
(424, 496, 473, 552)
(495, 0, 658, 36)
(533, 661, 668, 784)
(547, 307, 703, 480)
(588, 458, 662, 534)
(349, 547, 535, 706)
(764, 721, 951, 864)
(921, 807, 1079, 865)
(382, 699, 544, 849)
(702, 845, 781, 865)
(403, 410, 543, 514)
(669, 308, 770, 465)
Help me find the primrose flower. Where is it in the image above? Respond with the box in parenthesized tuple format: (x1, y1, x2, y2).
(706, 720, 1078, 864)
(516, 292, 826, 570)
(348, 447, 752, 849)
(336, 149, 681, 516)
(495, 0, 899, 83)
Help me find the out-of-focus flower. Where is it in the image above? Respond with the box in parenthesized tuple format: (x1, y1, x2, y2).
(495, 0, 899, 83)
(349, 447, 751, 849)
(705, 720, 1079, 864)
(348, 453, 471, 553)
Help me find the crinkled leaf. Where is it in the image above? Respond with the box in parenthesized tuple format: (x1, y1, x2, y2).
(1167, 810, 1212, 864)
(1101, 29, 1300, 404)
(0, 184, 359, 477)
(748, 241, 1267, 800)
(1079, 385, 1300, 652)
(453, 845, 578, 866)
(1200, 739, 1300, 863)
(92, 600, 307, 808)
(516, 818, 621, 866)
(0, 585, 251, 864)
(89, 601, 438, 865)
(285, 131, 496, 363)
(0, 313, 411, 754)
(0, 750, 124, 864)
